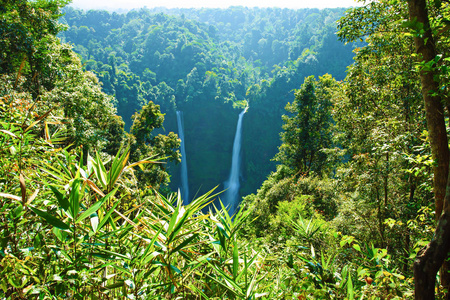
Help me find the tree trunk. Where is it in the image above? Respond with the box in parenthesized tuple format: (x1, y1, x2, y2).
(407, 0, 450, 298)
(414, 212, 450, 299)
(407, 0, 449, 219)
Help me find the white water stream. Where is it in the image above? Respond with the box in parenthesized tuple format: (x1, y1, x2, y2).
(223, 107, 248, 214)
(176, 111, 189, 204)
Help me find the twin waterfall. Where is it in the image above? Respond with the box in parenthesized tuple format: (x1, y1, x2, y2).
(176, 111, 189, 204)
(223, 107, 248, 214)
(176, 107, 247, 212)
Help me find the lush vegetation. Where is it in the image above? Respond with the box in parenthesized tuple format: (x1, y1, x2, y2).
(58, 6, 356, 196)
(2, 0, 450, 299)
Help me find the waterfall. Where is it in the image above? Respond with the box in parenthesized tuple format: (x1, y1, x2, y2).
(223, 107, 248, 214)
(176, 111, 189, 204)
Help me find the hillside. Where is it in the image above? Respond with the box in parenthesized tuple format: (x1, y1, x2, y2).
(58, 6, 356, 197)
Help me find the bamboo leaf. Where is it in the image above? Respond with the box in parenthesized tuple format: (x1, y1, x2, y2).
(141, 229, 163, 265)
(166, 204, 180, 242)
(168, 209, 190, 242)
(26, 188, 39, 206)
(85, 178, 105, 197)
(125, 154, 163, 170)
(30, 206, 70, 230)
(0, 129, 18, 139)
(233, 238, 239, 280)
(188, 284, 211, 299)
(171, 233, 199, 254)
(108, 147, 129, 189)
(53, 227, 67, 242)
(347, 271, 354, 300)
(24, 107, 55, 132)
(98, 197, 122, 230)
(105, 281, 125, 290)
(94, 152, 108, 189)
(48, 185, 69, 211)
(69, 178, 82, 217)
(14, 55, 26, 89)
(206, 264, 243, 296)
(0, 193, 21, 202)
(76, 187, 117, 224)
(169, 264, 182, 274)
(57, 158, 73, 179)
(100, 249, 129, 260)
(44, 121, 50, 141)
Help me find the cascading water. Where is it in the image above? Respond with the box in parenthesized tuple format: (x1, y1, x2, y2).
(176, 111, 189, 204)
(223, 107, 248, 214)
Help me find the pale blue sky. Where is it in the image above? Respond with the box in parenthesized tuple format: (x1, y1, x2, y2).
(69, 0, 364, 10)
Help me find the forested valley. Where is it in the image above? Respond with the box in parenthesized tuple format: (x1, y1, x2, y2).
(2, 0, 450, 299)
(58, 5, 355, 197)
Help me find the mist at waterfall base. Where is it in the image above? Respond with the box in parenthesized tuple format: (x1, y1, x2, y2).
(223, 107, 248, 214)
(176, 111, 189, 205)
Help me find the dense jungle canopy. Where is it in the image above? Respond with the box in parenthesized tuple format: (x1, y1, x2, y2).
(2, 0, 450, 299)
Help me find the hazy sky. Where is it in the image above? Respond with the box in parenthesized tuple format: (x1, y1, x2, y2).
(69, 0, 363, 10)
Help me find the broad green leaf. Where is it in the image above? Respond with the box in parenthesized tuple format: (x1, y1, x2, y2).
(30, 206, 70, 230)
(347, 271, 354, 300)
(49, 185, 69, 211)
(353, 244, 361, 252)
(171, 233, 199, 254)
(68, 178, 82, 217)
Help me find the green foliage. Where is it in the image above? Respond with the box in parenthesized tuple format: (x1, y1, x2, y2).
(243, 74, 340, 241)
(329, 2, 432, 264)
(2, 1, 445, 299)
(274, 74, 337, 176)
(58, 6, 357, 196)
(128, 101, 181, 190)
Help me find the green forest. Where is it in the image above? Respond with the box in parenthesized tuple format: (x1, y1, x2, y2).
(1, 0, 450, 299)
(57, 5, 356, 197)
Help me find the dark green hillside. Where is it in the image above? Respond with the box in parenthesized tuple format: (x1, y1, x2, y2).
(58, 6, 356, 197)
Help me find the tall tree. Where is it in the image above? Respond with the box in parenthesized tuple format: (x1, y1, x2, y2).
(0, 0, 70, 99)
(274, 75, 335, 176)
(407, 0, 450, 298)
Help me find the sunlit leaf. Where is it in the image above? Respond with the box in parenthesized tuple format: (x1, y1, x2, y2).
(30, 206, 70, 230)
